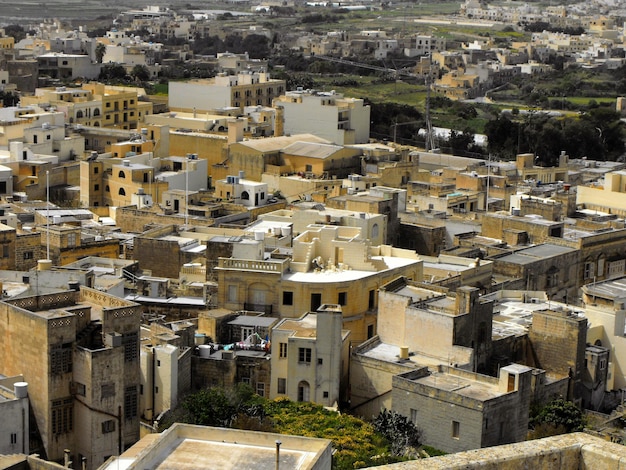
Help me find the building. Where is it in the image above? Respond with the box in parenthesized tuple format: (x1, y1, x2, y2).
(81, 84, 152, 130)
(216, 224, 423, 342)
(274, 90, 370, 145)
(582, 277, 626, 392)
(270, 305, 350, 406)
(0, 283, 142, 469)
(168, 73, 286, 113)
(392, 364, 532, 453)
(101, 423, 332, 470)
(0, 376, 29, 456)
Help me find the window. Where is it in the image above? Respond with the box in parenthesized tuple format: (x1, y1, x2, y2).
(452, 420, 460, 439)
(228, 285, 237, 302)
(311, 293, 322, 311)
(23, 251, 33, 260)
(52, 398, 73, 435)
(46, 134, 51, 141)
(279, 342, 287, 358)
(256, 382, 265, 397)
(123, 332, 138, 362)
(105, 185, 110, 192)
(156, 360, 161, 367)
(51, 343, 73, 375)
(118, 170, 125, 178)
(119, 188, 126, 196)
(368, 289, 376, 309)
(124, 386, 138, 420)
(282, 291, 293, 305)
(410, 408, 418, 424)
(67, 233, 77, 248)
(277, 378, 286, 394)
(600, 359, 607, 370)
(94, 166, 99, 174)
(10, 433, 17, 445)
(305, 164, 312, 172)
(2, 245, 8, 258)
(75, 382, 86, 397)
(584, 261, 595, 280)
(94, 184, 99, 191)
(317, 358, 323, 365)
(102, 420, 115, 434)
(367, 324, 374, 339)
(338, 292, 347, 306)
(101, 383, 115, 399)
(298, 347, 312, 364)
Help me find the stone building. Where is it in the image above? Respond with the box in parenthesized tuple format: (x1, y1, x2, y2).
(392, 364, 532, 453)
(0, 285, 141, 469)
(270, 305, 350, 406)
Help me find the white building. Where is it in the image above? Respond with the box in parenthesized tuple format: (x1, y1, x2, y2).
(274, 90, 370, 145)
(0, 377, 29, 455)
(214, 173, 269, 207)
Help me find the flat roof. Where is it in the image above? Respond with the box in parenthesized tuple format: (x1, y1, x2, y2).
(102, 423, 331, 470)
(582, 276, 626, 301)
(228, 316, 277, 328)
(283, 256, 419, 284)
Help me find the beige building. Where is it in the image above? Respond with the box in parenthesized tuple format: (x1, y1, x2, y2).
(393, 364, 532, 453)
(216, 224, 423, 342)
(101, 423, 332, 470)
(0, 285, 141, 469)
(270, 305, 350, 406)
(169, 72, 286, 113)
(583, 278, 626, 391)
(577, 170, 626, 217)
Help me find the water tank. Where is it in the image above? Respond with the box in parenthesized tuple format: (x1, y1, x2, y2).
(399, 346, 409, 360)
(198, 344, 212, 358)
(37, 259, 52, 271)
(123, 160, 130, 167)
(281, 226, 291, 237)
(194, 333, 207, 346)
(14, 382, 28, 399)
(238, 170, 245, 179)
(254, 231, 265, 241)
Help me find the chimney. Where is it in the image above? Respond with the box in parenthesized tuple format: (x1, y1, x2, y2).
(228, 118, 245, 144)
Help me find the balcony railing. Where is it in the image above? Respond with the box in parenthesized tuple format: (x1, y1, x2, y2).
(218, 257, 289, 273)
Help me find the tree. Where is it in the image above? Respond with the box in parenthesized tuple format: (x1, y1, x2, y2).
(529, 398, 584, 438)
(373, 409, 423, 457)
(99, 64, 128, 82)
(95, 43, 106, 64)
(131, 65, 150, 82)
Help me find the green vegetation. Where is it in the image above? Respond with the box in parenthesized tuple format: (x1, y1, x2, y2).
(161, 385, 435, 469)
(528, 398, 585, 439)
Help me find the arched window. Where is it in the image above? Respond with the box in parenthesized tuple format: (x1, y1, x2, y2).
(372, 223, 379, 239)
(93, 108, 100, 116)
(118, 171, 125, 178)
(297, 381, 310, 402)
(76, 110, 83, 119)
(105, 185, 110, 192)
(119, 188, 126, 196)
(241, 191, 250, 200)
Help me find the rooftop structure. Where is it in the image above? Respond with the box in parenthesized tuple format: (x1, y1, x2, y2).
(101, 423, 332, 470)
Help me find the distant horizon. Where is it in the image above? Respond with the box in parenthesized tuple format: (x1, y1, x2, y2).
(0, 0, 203, 26)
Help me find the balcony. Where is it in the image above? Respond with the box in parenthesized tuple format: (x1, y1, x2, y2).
(217, 257, 290, 274)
